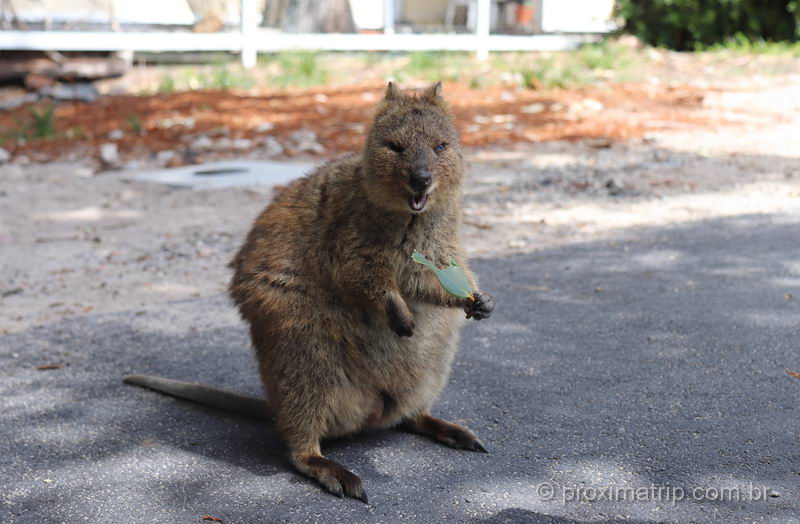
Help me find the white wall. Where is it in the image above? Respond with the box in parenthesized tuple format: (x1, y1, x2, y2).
(541, 0, 617, 33)
(12, 0, 197, 25)
(348, 0, 385, 30)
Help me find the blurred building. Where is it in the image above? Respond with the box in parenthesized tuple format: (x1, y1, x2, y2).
(4, 0, 616, 34)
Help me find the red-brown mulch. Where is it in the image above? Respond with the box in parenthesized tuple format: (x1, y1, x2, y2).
(0, 81, 716, 163)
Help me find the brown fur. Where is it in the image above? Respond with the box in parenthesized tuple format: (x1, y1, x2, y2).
(228, 82, 495, 501)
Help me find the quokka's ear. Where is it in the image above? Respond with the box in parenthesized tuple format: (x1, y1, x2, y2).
(423, 81, 443, 100)
(385, 81, 398, 99)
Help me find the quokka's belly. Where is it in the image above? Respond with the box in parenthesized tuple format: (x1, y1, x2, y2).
(332, 303, 465, 432)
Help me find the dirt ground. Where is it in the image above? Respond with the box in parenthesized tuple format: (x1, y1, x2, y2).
(1, 69, 799, 335)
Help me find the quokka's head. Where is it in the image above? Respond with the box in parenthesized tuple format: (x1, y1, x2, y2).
(362, 82, 464, 214)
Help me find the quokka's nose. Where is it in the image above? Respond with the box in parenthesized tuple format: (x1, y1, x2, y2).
(409, 170, 432, 193)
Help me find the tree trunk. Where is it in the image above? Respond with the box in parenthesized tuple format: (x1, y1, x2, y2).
(262, 0, 356, 32)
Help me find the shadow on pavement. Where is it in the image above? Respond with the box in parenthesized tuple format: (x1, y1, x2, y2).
(2, 212, 799, 522)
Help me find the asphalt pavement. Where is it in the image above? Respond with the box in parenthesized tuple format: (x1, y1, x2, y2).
(2, 212, 798, 523)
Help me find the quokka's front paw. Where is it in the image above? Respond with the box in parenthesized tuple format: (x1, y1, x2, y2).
(386, 300, 415, 337)
(464, 292, 495, 320)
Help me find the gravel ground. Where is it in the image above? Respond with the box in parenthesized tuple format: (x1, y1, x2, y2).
(2, 75, 799, 335)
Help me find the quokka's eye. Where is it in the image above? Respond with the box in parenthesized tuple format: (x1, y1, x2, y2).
(434, 142, 447, 153)
(386, 142, 404, 153)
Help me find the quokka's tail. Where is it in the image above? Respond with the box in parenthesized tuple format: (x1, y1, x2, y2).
(123, 374, 272, 421)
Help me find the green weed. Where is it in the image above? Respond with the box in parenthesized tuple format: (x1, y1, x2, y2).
(521, 57, 588, 90)
(267, 51, 328, 87)
(126, 115, 143, 134)
(29, 104, 57, 139)
(157, 75, 176, 93)
(406, 51, 446, 73)
(698, 32, 800, 56)
(577, 42, 632, 70)
(206, 67, 255, 90)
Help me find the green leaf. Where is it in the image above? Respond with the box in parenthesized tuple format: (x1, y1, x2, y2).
(444, 259, 471, 294)
(411, 251, 474, 300)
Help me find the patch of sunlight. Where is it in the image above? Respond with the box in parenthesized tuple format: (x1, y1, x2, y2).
(631, 250, 683, 269)
(494, 180, 800, 233)
(36, 206, 140, 222)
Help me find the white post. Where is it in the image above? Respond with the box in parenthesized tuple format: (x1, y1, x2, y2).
(384, 0, 395, 35)
(240, 0, 257, 68)
(475, 0, 491, 60)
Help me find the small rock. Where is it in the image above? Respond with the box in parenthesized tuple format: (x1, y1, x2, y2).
(99, 143, 120, 166)
(345, 123, 366, 133)
(578, 98, 604, 112)
(156, 116, 195, 129)
(499, 91, 514, 101)
(156, 150, 177, 164)
(491, 114, 516, 124)
(254, 122, 274, 133)
(586, 138, 612, 149)
(108, 129, 124, 140)
(500, 72, 518, 84)
(0, 92, 39, 111)
(313, 93, 328, 103)
(521, 103, 546, 114)
(261, 136, 284, 157)
(288, 129, 324, 154)
(231, 138, 253, 150)
(653, 150, 669, 161)
(40, 83, 99, 103)
(769, 491, 780, 498)
(605, 178, 624, 195)
(212, 137, 253, 150)
(0, 147, 11, 164)
(190, 135, 213, 150)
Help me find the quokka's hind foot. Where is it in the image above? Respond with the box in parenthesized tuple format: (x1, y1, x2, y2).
(404, 413, 488, 453)
(292, 453, 368, 503)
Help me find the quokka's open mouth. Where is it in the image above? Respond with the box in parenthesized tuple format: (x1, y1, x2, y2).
(409, 192, 428, 211)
